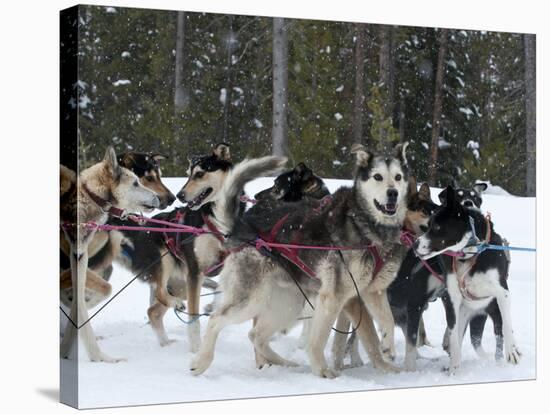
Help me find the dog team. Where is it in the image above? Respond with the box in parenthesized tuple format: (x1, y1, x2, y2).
(60, 141, 520, 377)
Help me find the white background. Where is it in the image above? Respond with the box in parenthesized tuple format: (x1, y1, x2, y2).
(0, 0, 547, 413)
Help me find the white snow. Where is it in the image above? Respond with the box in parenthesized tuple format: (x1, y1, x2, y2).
(121, 51, 131, 58)
(438, 138, 451, 149)
(105, 7, 117, 14)
(335, 85, 344, 92)
(67, 177, 535, 408)
(112, 79, 131, 87)
(253, 118, 263, 128)
(219, 88, 227, 104)
(334, 113, 343, 121)
(460, 107, 474, 118)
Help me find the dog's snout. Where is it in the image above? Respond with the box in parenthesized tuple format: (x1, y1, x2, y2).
(387, 188, 398, 200)
(419, 225, 428, 233)
(167, 193, 176, 205)
(463, 200, 473, 207)
(177, 190, 186, 202)
(152, 195, 161, 208)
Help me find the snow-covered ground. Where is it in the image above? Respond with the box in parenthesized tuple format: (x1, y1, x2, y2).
(62, 177, 536, 409)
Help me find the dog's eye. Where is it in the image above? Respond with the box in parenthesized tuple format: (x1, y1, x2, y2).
(395, 174, 402, 181)
(145, 175, 155, 182)
(373, 173, 383, 181)
(194, 171, 205, 179)
(133, 180, 139, 187)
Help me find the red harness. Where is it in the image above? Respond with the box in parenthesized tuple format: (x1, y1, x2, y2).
(256, 197, 386, 280)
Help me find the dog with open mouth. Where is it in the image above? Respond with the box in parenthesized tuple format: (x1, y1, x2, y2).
(189, 143, 410, 378)
(60, 147, 161, 363)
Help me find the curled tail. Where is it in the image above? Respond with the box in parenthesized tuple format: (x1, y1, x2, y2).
(213, 156, 287, 235)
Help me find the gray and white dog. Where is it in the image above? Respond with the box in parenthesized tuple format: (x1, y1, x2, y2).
(191, 143, 411, 378)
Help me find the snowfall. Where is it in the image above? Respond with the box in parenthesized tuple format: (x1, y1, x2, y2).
(60, 177, 536, 409)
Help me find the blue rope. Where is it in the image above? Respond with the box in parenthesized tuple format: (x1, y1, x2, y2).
(477, 243, 536, 254)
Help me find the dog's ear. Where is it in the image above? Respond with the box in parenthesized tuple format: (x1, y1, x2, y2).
(473, 182, 488, 194)
(117, 153, 135, 169)
(394, 141, 409, 166)
(294, 162, 313, 181)
(408, 176, 418, 197)
(104, 146, 121, 179)
(441, 185, 457, 208)
(351, 143, 372, 167)
(418, 183, 431, 201)
(438, 187, 448, 205)
(213, 143, 231, 161)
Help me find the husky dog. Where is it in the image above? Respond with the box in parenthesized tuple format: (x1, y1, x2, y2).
(414, 185, 521, 374)
(439, 182, 487, 210)
(439, 182, 508, 359)
(190, 143, 410, 378)
(109, 144, 286, 351)
(60, 147, 160, 362)
(254, 162, 330, 202)
(332, 177, 437, 370)
(60, 152, 175, 308)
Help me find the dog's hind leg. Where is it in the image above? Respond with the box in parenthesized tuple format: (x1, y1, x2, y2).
(343, 297, 399, 373)
(487, 301, 504, 360)
(250, 313, 299, 368)
(363, 290, 396, 360)
(147, 301, 175, 346)
(190, 300, 257, 375)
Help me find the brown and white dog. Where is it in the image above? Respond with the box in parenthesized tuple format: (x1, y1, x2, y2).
(60, 152, 175, 308)
(60, 147, 160, 362)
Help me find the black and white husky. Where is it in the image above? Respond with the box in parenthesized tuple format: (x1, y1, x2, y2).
(413, 185, 521, 373)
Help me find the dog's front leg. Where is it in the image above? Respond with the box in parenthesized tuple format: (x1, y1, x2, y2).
(77, 251, 123, 363)
(442, 280, 462, 375)
(494, 285, 521, 364)
(187, 272, 203, 353)
(343, 297, 399, 373)
(331, 312, 350, 370)
(363, 290, 396, 360)
(60, 248, 79, 359)
(307, 291, 341, 378)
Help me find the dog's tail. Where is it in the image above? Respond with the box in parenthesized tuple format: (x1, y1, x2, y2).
(213, 156, 287, 235)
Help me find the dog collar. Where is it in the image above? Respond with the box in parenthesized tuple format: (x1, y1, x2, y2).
(82, 183, 128, 219)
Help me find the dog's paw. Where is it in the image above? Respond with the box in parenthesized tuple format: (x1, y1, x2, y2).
(319, 367, 339, 379)
(382, 347, 396, 362)
(90, 353, 126, 363)
(190, 353, 213, 376)
(375, 359, 401, 374)
(506, 345, 521, 364)
(174, 300, 186, 312)
(446, 364, 459, 376)
(159, 338, 177, 347)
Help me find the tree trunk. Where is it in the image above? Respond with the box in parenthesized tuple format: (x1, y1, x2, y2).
(272, 17, 289, 157)
(379, 25, 394, 145)
(222, 15, 235, 143)
(398, 96, 406, 142)
(174, 11, 186, 113)
(352, 24, 366, 145)
(428, 28, 448, 186)
(524, 33, 536, 196)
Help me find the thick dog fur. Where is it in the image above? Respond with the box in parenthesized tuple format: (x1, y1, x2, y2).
(60, 147, 160, 362)
(332, 176, 436, 370)
(108, 145, 286, 351)
(413, 186, 520, 374)
(60, 152, 176, 308)
(190, 143, 410, 378)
